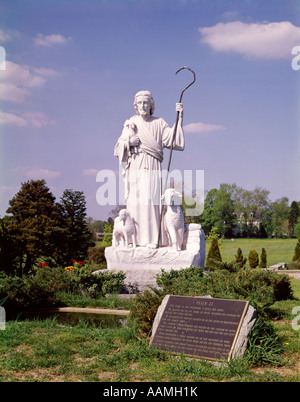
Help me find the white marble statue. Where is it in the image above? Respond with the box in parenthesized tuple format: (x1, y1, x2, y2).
(114, 90, 184, 248)
(162, 188, 185, 251)
(112, 209, 136, 248)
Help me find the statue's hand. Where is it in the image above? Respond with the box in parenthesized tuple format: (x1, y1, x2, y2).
(129, 135, 140, 146)
(176, 103, 183, 115)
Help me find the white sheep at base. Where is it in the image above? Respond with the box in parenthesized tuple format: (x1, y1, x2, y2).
(161, 188, 184, 251)
(113, 209, 137, 248)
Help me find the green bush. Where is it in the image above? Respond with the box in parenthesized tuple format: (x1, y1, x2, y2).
(157, 267, 293, 312)
(259, 248, 267, 268)
(205, 260, 241, 273)
(130, 288, 165, 336)
(67, 263, 125, 298)
(292, 238, 300, 262)
(235, 248, 247, 268)
(248, 249, 259, 268)
(0, 267, 70, 317)
(156, 266, 204, 294)
(206, 237, 222, 269)
(88, 246, 107, 268)
(131, 267, 294, 340)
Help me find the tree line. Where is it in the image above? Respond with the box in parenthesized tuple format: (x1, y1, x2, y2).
(185, 183, 300, 238)
(1, 180, 299, 277)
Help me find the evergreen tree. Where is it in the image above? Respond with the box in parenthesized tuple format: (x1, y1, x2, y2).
(289, 201, 300, 237)
(235, 247, 247, 268)
(248, 249, 259, 268)
(58, 189, 95, 265)
(292, 238, 300, 262)
(259, 248, 267, 268)
(6, 180, 61, 275)
(294, 217, 300, 238)
(206, 237, 222, 269)
(0, 217, 18, 275)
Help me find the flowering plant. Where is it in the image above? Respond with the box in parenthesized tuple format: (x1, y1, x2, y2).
(38, 262, 49, 267)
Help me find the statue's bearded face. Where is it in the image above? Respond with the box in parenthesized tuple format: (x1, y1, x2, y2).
(136, 95, 151, 117)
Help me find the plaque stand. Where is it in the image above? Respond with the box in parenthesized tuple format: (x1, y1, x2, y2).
(150, 295, 257, 361)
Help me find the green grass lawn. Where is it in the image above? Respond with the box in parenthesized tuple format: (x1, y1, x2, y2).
(0, 279, 299, 382)
(210, 238, 298, 267)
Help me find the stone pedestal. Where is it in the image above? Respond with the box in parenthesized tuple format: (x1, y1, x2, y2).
(100, 224, 205, 292)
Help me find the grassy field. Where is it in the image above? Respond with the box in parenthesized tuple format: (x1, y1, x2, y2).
(0, 279, 299, 382)
(209, 238, 298, 267)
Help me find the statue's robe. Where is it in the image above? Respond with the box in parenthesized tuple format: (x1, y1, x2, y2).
(114, 115, 184, 247)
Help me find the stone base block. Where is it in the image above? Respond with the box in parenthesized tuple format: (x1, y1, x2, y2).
(99, 224, 206, 292)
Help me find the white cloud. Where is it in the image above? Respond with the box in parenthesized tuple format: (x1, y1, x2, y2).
(0, 83, 29, 103)
(0, 61, 46, 103)
(34, 33, 72, 47)
(184, 122, 225, 135)
(0, 110, 27, 127)
(12, 166, 61, 180)
(199, 21, 300, 59)
(2, 61, 46, 87)
(0, 61, 63, 103)
(0, 110, 54, 127)
(0, 61, 59, 127)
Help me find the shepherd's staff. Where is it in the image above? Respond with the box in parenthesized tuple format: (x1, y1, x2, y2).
(156, 66, 196, 248)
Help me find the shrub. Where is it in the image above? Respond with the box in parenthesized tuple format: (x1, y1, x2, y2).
(206, 260, 241, 273)
(235, 248, 247, 268)
(157, 267, 293, 312)
(101, 223, 113, 247)
(156, 266, 204, 294)
(206, 238, 222, 269)
(248, 249, 259, 268)
(233, 269, 293, 311)
(67, 263, 125, 297)
(0, 267, 70, 318)
(130, 288, 165, 337)
(292, 238, 300, 262)
(259, 248, 267, 268)
(88, 246, 107, 268)
(131, 266, 293, 338)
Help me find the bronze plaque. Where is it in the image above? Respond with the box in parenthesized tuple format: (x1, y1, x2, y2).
(150, 296, 249, 361)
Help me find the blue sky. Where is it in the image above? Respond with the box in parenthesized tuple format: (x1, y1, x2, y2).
(0, 0, 299, 220)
